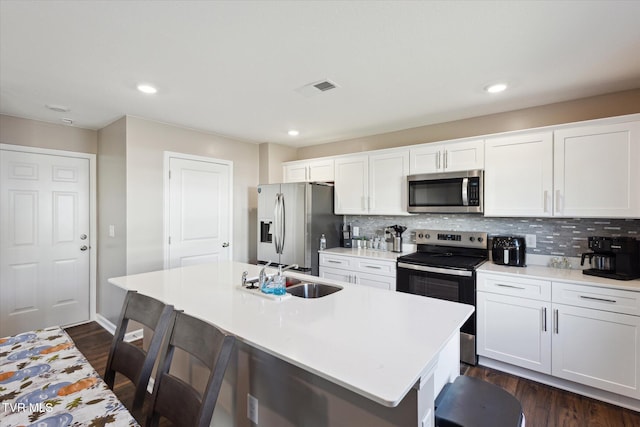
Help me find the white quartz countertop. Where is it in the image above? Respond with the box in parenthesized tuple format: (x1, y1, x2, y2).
(478, 262, 640, 292)
(320, 246, 413, 261)
(108, 261, 472, 407)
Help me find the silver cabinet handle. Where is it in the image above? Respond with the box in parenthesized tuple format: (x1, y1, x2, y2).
(328, 260, 341, 264)
(496, 283, 526, 290)
(436, 151, 440, 170)
(542, 307, 547, 332)
(444, 150, 448, 169)
(80, 245, 88, 251)
(554, 309, 559, 334)
(580, 295, 617, 304)
(365, 265, 382, 269)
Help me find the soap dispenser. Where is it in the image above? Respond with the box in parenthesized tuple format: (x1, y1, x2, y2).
(272, 265, 286, 296)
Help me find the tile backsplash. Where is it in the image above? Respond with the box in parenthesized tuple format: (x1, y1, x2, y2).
(344, 215, 639, 257)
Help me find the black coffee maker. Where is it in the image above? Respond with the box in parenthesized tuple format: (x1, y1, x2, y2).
(581, 236, 640, 281)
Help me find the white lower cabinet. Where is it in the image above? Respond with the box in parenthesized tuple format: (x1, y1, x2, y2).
(477, 292, 551, 374)
(477, 271, 640, 400)
(319, 253, 396, 290)
(552, 303, 640, 398)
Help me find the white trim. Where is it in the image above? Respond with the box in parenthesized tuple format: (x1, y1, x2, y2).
(0, 143, 97, 324)
(162, 151, 234, 269)
(95, 313, 143, 342)
(478, 356, 640, 412)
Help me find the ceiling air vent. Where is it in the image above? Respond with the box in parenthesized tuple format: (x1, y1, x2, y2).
(313, 81, 336, 92)
(295, 79, 339, 97)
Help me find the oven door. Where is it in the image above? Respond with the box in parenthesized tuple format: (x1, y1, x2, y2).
(396, 262, 477, 365)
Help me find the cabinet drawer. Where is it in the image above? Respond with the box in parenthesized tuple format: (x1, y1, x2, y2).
(319, 253, 354, 269)
(355, 259, 396, 277)
(477, 272, 551, 301)
(552, 282, 640, 316)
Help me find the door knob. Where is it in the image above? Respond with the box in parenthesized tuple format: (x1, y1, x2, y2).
(222, 242, 229, 248)
(80, 245, 88, 251)
(80, 234, 87, 240)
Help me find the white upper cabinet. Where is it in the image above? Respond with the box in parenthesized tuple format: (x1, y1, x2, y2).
(334, 150, 410, 215)
(410, 139, 484, 174)
(485, 120, 640, 218)
(553, 121, 640, 218)
(334, 155, 369, 214)
(484, 132, 554, 217)
(369, 150, 410, 215)
(283, 162, 308, 182)
(283, 158, 334, 183)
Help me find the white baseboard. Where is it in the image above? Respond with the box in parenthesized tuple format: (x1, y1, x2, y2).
(95, 313, 143, 342)
(478, 356, 640, 412)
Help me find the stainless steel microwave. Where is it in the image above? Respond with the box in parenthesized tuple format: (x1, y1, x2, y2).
(407, 169, 483, 213)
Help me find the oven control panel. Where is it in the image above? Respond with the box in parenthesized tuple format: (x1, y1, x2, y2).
(415, 229, 488, 249)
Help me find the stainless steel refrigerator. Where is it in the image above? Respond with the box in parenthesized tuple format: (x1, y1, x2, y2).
(257, 182, 340, 276)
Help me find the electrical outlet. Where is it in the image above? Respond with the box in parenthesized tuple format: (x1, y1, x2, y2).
(525, 234, 537, 248)
(247, 393, 258, 424)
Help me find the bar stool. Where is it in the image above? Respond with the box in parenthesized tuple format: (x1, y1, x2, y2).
(435, 376, 525, 427)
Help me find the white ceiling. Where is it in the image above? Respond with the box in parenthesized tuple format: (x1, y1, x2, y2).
(1, 1, 639, 148)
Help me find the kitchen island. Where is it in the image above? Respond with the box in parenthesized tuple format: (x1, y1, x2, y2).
(109, 261, 473, 427)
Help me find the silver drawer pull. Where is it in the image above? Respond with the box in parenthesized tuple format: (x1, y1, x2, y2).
(327, 260, 342, 264)
(365, 265, 382, 269)
(496, 283, 526, 290)
(579, 295, 617, 304)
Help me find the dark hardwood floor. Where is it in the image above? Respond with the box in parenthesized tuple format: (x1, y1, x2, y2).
(65, 322, 640, 427)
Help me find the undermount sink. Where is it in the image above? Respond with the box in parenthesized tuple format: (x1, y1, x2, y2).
(287, 283, 342, 299)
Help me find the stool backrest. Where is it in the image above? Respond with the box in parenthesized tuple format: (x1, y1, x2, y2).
(147, 311, 236, 427)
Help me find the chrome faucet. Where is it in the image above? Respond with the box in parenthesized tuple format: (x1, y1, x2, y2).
(279, 264, 299, 273)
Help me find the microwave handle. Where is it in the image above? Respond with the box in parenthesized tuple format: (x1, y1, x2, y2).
(461, 177, 469, 206)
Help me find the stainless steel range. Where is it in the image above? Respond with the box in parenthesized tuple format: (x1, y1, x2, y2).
(396, 229, 488, 365)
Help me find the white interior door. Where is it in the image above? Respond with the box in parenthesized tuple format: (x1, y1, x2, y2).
(167, 155, 232, 268)
(1, 150, 90, 336)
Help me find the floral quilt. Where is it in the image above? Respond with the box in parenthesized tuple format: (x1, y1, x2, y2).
(0, 326, 139, 427)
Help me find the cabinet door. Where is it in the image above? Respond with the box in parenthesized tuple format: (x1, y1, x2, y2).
(308, 159, 334, 182)
(409, 143, 442, 174)
(552, 304, 640, 399)
(443, 139, 484, 171)
(283, 163, 308, 183)
(477, 292, 551, 374)
(484, 132, 553, 217)
(355, 271, 395, 290)
(334, 155, 369, 214)
(369, 150, 410, 215)
(554, 121, 640, 218)
(319, 266, 353, 283)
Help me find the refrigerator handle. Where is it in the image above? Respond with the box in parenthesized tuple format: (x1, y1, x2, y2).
(279, 192, 286, 254)
(273, 194, 281, 254)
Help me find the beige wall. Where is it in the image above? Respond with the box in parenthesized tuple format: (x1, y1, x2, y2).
(96, 118, 128, 323)
(259, 142, 297, 184)
(0, 114, 97, 153)
(124, 116, 260, 275)
(297, 88, 640, 159)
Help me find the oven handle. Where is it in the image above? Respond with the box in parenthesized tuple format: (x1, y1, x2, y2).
(397, 262, 473, 277)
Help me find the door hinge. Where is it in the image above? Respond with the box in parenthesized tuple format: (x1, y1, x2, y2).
(168, 236, 171, 245)
(168, 170, 171, 179)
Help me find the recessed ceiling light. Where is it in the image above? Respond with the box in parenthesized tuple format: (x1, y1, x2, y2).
(137, 84, 157, 94)
(484, 83, 508, 94)
(45, 104, 70, 113)
(288, 130, 300, 137)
